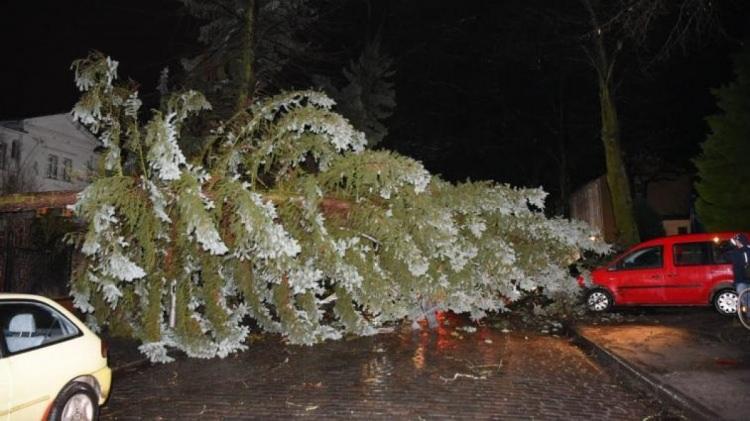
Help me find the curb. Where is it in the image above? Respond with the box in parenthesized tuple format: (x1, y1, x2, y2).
(111, 358, 151, 376)
(567, 324, 719, 421)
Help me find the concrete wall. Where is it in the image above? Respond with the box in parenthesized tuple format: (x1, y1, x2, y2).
(662, 219, 690, 236)
(569, 176, 617, 243)
(571, 174, 693, 243)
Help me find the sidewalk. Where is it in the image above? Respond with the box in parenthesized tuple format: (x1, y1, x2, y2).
(572, 309, 750, 421)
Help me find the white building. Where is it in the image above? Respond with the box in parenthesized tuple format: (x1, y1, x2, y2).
(0, 113, 99, 194)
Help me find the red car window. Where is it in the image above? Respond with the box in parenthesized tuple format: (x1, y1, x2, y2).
(673, 242, 711, 266)
(618, 246, 663, 270)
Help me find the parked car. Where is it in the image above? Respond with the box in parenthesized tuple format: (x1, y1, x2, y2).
(0, 293, 111, 420)
(583, 232, 748, 316)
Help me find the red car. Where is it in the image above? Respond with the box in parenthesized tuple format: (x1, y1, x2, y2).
(584, 232, 747, 316)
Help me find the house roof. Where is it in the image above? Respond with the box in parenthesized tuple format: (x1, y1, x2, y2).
(0, 113, 99, 147)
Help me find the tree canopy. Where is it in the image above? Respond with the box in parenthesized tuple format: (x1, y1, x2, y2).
(694, 43, 750, 231)
(68, 53, 608, 362)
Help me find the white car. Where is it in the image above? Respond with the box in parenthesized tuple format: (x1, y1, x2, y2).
(0, 294, 111, 420)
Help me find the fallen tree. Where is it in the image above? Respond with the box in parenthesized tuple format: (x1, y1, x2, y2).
(69, 53, 609, 362)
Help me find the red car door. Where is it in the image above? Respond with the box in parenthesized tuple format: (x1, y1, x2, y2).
(665, 241, 711, 304)
(707, 241, 735, 290)
(611, 245, 667, 305)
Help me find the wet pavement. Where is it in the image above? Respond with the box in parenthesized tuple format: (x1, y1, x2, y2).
(102, 314, 672, 420)
(574, 308, 750, 421)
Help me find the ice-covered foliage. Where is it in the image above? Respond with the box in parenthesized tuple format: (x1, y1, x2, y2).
(70, 54, 609, 362)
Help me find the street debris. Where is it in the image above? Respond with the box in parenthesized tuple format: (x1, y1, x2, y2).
(440, 372, 485, 382)
(443, 356, 503, 382)
(286, 401, 320, 412)
(305, 382, 324, 388)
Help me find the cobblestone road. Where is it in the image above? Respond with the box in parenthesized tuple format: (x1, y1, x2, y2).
(103, 315, 670, 420)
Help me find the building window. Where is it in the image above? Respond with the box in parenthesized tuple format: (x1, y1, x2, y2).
(47, 154, 58, 179)
(10, 140, 20, 162)
(62, 159, 73, 182)
(0, 143, 6, 170)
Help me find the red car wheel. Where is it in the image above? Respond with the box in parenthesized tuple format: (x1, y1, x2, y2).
(586, 289, 613, 312)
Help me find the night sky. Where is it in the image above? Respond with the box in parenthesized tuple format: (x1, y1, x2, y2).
(1, 0, 748, 210)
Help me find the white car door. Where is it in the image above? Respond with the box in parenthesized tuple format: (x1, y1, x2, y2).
(0, 357, 10, 421)
(1, 300, 82, 420)
(6, 350, 54, 420)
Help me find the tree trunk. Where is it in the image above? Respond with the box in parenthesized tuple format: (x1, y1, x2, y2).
(582, 0, 640, 245)
(599, 78, 640, 245)
(234, 0, 258, 113)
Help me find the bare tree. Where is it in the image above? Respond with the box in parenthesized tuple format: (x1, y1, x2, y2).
(0, 165, 38, 195)
(564, 0, 723, 245)
(0, 136, 38, 194)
